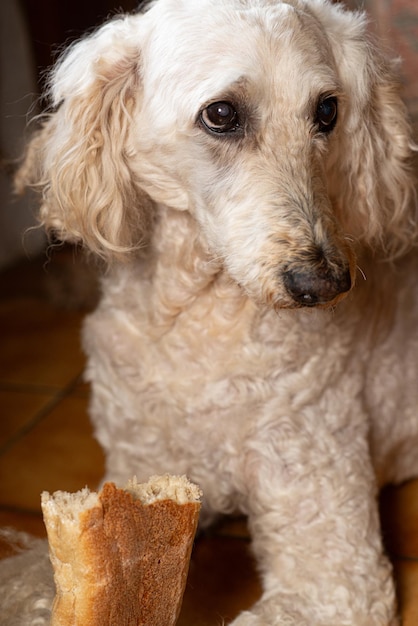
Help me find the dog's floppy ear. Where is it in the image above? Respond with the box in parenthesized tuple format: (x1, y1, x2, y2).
(16, 15, 151, 261)
(318, 2, 417, 259)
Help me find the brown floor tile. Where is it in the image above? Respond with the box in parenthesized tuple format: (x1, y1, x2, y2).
(179, 535, 261, 626)
(0, 394, 105, 511)
(214, 515, 250, 540)
(0, 509, 45, 539)
(0, 389, 52, 448)
(393, 558, 418, 626)
(381, 480, 418, 559)
(0, 298, 85, 388)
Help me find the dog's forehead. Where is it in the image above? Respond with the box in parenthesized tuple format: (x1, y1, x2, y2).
(141, 0, 337, 116)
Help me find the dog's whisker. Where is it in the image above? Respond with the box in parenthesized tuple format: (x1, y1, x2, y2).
(356, 264, 367, 281)
(344, 234, 357, 245)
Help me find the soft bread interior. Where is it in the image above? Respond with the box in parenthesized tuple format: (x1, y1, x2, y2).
(41, 488, 99, 521)
(124, 474, 202, 505)
(41, 474, 202, 512)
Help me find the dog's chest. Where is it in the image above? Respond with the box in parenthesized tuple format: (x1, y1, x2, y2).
(85, 263, 366, 496)
(90, 265, 354, 415)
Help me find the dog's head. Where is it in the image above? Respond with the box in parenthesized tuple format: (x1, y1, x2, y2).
(17, 0, 416, 309)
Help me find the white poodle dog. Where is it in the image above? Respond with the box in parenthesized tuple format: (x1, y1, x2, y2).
(7, 0, 418, 623)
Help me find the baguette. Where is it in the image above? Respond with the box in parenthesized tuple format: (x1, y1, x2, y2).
(41, 475, 202, 626)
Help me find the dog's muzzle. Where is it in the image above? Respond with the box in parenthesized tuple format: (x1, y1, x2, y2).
(283, 263, 352, 307)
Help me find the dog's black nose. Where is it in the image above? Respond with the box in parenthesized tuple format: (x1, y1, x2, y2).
(283, 266, 352, 306)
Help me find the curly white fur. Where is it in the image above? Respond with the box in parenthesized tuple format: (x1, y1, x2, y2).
(4, 0, 418, 624)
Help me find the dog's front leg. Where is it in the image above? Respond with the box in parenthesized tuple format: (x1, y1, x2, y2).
(230, 411, 398, 626)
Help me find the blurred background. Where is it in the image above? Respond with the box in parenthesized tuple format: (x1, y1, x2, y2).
(1, 0, 137, 270)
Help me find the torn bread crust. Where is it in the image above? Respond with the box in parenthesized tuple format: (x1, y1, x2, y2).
(41, 475, 202, 626)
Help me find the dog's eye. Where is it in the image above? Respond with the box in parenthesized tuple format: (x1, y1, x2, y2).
(315, 96, 338, 133)
(200, 101, 239, 133)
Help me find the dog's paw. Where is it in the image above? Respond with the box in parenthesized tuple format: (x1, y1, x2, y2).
(229, 601, 400, 626)
(230, 611, 399, 626)
(229, 613, 296, 626)
(229, 611, 270, 626)
(229, 605, 302, 626)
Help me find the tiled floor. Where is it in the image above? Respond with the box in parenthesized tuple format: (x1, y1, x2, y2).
(0, 247, 417, 624)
